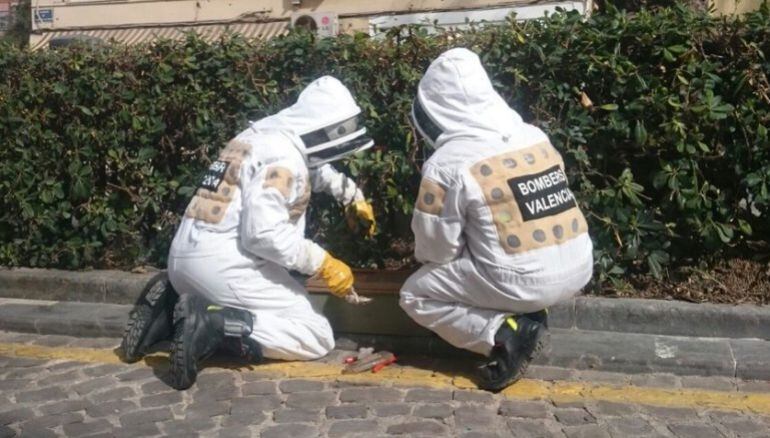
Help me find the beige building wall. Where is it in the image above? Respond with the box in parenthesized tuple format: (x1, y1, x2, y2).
(30, 0, 541, 31)
(711, 0, 764, 15)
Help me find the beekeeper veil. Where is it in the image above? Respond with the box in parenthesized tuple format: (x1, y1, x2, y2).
(250, 76, 374, 168)
(410, 48, 524, 149)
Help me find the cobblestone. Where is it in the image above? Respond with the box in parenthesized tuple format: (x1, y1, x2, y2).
(62, 419, 113, 437)
(606, 417, 655, 435)
(326, 405, 368, 419)
(115, 367, 155, 382)
(0, 408, 35, 425)
(86, 400, 138, 418)
(119, 407, 173, 426)
(23, 412, 84, 430)
(160, 418, 218, 436)
(588, 401, 638, 417)
(38, 400, 90, 416)
(242, 380, 278, 395)
(231, 395, 282, 411)
(668, 422, 726, 438)
(339, 387, 403, 403)
(643, 405, 700, 419)
(0, 379, 31, 391)
(280, 379, 325, 393)
(414, 402, 453, 419)
(141, 379, 174, 395)
(499, 400, 550, 418)
(16, 386, 68, 403)
(405, 388, 453, 402)
(112, 423, 160, 437)
(0, 332, 767, 438)
(184, 400, 231, 418)
(83, 363, 125, 377)
(455, 405, 499, 429)
(0, 426, 14, 438)
(718, 417, 767, 435)
(223, 409, 266, 426)
(386, 420, 448, 435)
(327, 419, 379, 437)
(140, 391, 184, 408)
(565, 424, 611, 438)
(273, 408, 321, 423)
(506, 418, 562, 437)
(90, 386, 136, 402)
(454, 390, 495, 403)
(20, 425, 58, 438)
(262, 423, 318, 438)
(38, 369, 82, 386)
(552, 408, 595, 426)
(286, 391, 337, 410)
(372, 403, 412, 417)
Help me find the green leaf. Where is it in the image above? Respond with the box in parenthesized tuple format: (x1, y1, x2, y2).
(633, 120, 647, 146)
(738, 219, 753, 236)
(715, 223, 734, 243)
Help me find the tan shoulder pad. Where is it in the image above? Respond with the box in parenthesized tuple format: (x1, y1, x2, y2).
(415, 178, 446, 216)
(263, 166, 295, 199)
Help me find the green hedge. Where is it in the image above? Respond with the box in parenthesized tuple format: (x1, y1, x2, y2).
(0, 4, 768, 288)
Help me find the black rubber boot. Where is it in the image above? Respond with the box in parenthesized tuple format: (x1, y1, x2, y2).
(120, 272, 179, 363)
(169, 293, 261, 390)
(478, 314, 548, 392)
(523, 309, 549, 328)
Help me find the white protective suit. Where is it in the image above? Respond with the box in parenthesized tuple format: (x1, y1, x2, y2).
(168, 76, 370, 360)
(399, 48, 594, 356)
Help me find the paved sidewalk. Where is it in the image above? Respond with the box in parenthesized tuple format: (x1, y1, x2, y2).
(1, 331, 769, 437)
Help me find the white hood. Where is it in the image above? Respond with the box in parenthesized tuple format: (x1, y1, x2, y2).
(412, 48, 524, 149)
(250, 76, 373, 168)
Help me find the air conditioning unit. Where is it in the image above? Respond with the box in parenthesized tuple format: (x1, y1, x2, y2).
(290, 12, 338, 37)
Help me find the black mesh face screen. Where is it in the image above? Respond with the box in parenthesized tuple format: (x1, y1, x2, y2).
(412, 98, 442, 144)
(300, 115, 362, 148)
(307, 135, 373, 163)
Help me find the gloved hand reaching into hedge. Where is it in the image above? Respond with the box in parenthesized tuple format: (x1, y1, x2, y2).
(315, 252, 372, 305)
(346, 199, 376, 238)
(310, 164, 377, 238)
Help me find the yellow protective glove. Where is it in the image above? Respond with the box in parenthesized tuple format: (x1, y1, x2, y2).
(316, 253, 354, 297)
(346, 200, 376, 238)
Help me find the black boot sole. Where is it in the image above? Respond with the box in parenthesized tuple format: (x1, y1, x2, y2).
(480, 323, 549, 392)
(169, 294, 198, 390)
(120, 272, 177, 363)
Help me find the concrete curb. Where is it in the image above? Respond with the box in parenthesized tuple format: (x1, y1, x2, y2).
(0, 268, 155, 305)
(2, 267, 769, 341)
(1, 297, 768, 380)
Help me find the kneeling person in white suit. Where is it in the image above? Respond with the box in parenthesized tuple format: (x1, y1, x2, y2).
(400, 49, 594, 391)
(124, 76, 377, 390)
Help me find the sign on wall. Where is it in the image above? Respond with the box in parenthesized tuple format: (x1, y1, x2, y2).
(35, 8, 53, 23)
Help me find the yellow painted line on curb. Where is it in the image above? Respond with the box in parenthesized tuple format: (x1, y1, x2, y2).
(2, 342, 769, 415)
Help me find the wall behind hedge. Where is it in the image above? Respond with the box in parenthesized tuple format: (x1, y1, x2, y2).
(0, 4, 768, 287)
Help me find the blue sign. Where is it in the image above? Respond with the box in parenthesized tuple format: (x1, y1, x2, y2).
(35, 9, 53, 23)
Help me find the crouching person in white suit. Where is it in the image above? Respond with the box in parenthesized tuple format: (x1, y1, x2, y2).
(121, 76, 376, 390)
(399, 48, 594, 392)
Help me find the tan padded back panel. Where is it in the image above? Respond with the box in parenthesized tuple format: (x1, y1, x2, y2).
(185, 140, 251, 224)
(470, 142, 588, 254)
(415, 178, 446, 216)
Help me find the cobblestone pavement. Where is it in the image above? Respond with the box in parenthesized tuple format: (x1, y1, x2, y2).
(1, 331, 769, 437)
